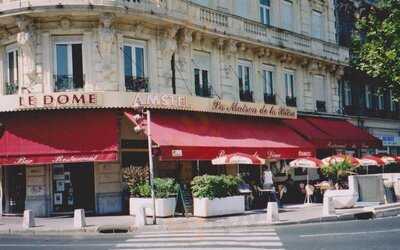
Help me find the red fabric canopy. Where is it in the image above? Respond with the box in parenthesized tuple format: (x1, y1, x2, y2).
(128, 111, 315, 161)
(284, 117, 382, 149)
(282, 118, 332, 148)
(0, 110, 119, 166)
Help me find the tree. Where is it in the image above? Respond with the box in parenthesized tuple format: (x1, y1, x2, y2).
(353, 0, 400, 99)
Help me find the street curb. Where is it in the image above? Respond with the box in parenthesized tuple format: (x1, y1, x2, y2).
(1, 205, 399, 235)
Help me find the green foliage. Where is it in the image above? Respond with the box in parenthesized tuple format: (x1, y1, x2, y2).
(353, 0, 400, 99)
(135, 178, 178, 198)
(121, 165, 149, 197)
(321, 160, 357, 182)
(191, 175, 243, 199)
(153, 178, 179, 198)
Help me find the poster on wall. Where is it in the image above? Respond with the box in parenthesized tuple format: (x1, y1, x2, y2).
(54, 193, 63, 205)
(64, 172, 71, 183)
(56, 180, 65, 192)
(67, 196, 74, 206)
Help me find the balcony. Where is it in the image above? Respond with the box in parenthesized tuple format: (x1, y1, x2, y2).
(286, 96, 297, 107)
(316, 100, 326, 113)
(0, 0, 348, 65)
(264, 93, 276, 105)
(5, 82, 18, 95)
(343, 105, 400, 120)
(240, 90, 253, 102)
(125, 76, 149, 92)
(54, 75, 84, 92)
(195, 85, 213, 98)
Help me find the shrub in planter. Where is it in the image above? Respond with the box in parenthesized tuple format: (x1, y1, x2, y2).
(129, 178, 178, 217)
(191, 174, 242, 199)
(321, 160, 357, 185)
(191, 175, 245, 217)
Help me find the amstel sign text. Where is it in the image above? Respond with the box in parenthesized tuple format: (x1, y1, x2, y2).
(11, 92, 297, 119)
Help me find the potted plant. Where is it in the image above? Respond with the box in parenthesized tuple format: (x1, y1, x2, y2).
(321, 161, 358, 208)
(122, 166, 178, 217)
(191, 175, 245, 217)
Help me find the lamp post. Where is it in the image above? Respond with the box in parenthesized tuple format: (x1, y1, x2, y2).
(146, 109, 157, 225)
(132, 105, 156, 225)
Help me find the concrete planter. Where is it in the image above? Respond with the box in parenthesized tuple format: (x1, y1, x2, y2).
(193, 195, 245, 217)
(129, 197, 176, 217)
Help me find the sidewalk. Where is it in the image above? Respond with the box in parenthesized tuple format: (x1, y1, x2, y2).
(0, 203, 397, 234)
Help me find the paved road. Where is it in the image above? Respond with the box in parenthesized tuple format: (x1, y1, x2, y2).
(0, 226, 284, 250)
(0, 216, 399, 250)
(277, 215, 400, 250)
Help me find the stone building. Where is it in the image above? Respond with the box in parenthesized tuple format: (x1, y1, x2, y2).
(335, 0, 400, 156)
(0, 0, 379, 217)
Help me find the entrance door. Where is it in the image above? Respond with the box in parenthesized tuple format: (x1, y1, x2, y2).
(52, 163, 95, 213)
(3, 166, 26, 214)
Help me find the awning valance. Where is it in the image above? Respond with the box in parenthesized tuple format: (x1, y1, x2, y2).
(126, 111, 315, 161)
(0, 110, 119, 166)
(283, 117, 382, 149)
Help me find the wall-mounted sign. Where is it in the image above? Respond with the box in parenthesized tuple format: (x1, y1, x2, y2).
(376, 135, 400, 147)
(9, 92, 297, 119)
(18, 93, 100, 109)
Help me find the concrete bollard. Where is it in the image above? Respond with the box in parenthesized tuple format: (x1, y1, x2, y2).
(322, 196, 336, 216)
(22, 210, 35, 229)
(266, 202, 279, 223)
(74, 209, 86, 229)
(135, 206, 147, 227)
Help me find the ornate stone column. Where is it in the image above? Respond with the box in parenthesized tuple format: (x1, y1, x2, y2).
(16, 16, 39, 93)
(97, 13, 118, 91)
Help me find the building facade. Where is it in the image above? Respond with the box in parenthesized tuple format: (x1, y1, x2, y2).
(335, 0, 400, 156)
(0, 0, 370, 217)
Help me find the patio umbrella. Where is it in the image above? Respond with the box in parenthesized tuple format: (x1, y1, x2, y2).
(289, 157, 322, 204)
(321, 154, 361, 167)
(212, 152, 266, 165)
(212, 152, 266, 177)
(360, 155, 386, 174)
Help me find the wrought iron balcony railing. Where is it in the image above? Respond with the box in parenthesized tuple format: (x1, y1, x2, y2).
(125, 76, 149, 92)
(264, 93, 276, 105)
(195, 85, 213, 98)
(5, 82, 18, 95)
(54, 75, 84, 92)
(286, 96, 297, 107)
(240, 90, 253, 102)
(316, 100, 326, 112)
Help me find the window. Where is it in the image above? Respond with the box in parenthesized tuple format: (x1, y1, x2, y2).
(238, 60, 253, 102)
(284, 70, 295, 98)
(281, 0, 293, 31)
(389, 90, 396, 112)
(311, 10, 323, 39)
(344, 81, 352, 106)
(365, 84, 372, 109)
(262, 66, 274, 95)
(123, 41, 147, 92)
(5, 45, 19, 95)
(260, 0, 271, 25)
(338, 80, 343, 111)
(53, 38, 84, 92)
(192, 51, 211, 97)
(313, 75, 326, 112)
(377, 92, 384, 110)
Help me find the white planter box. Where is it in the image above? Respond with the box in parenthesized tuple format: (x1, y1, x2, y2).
(324, 190, 358, 209)
(129, 197, 176, 217)
(193, 195, 245, 217)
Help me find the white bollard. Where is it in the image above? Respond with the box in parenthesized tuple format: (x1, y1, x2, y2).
(266, 202, 279, 223)
(135, 206, 147, 227)
(74, 209, 86, 229)
(322, 196, 336, 216)
(22, 210, 35, 229)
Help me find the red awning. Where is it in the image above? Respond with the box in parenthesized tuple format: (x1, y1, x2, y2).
(284, 117, 382, 149)
(126, 111, 315, 161)
(0, 110, 119, 166)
